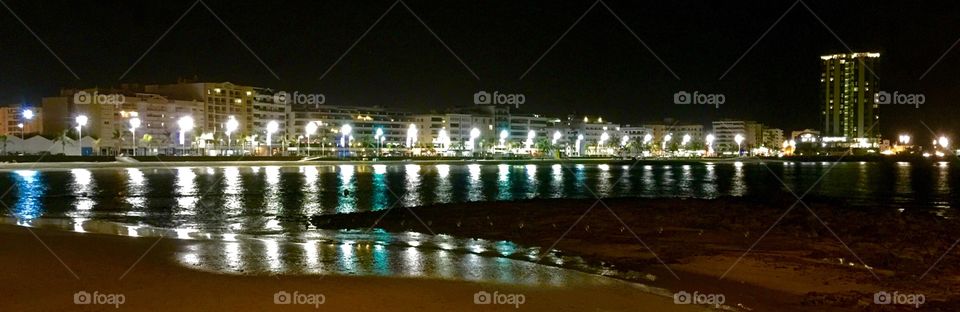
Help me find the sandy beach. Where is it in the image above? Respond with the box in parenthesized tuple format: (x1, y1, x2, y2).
(313, 197, 960, 311)
(0, 224, 709, 311)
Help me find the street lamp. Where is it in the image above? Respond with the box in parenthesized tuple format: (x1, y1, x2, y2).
(938, 136, 950, 149)
(177, 116, 194, 156)
(552, 130, 562, 145)
(21, 108, 33, 141)
(224, 115, 239, 156)
(129, 117, 141, 156)
(266, 120, 279, 156)
(575, 134, 584, 156)
(620, 134, 629, 147)
(706, 134, 715, 156)
(76, 115, 88, 155)
(406, 124, 418, 149)
(305, 121, 318, 157)
(374, 128, 385, 157)
(662, 133, 672, 156)
(469, 127, 481, 151)
(499, 129, 508, 147)
(525, 130, 536, 152)
(734, 134, 745, 156)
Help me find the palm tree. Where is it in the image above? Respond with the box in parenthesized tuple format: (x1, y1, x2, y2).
(54, 129, 70, 154)
(141, 134, 153, 156)
(111, 129, 123, 155)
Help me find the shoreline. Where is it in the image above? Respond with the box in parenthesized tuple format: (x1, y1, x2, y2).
(0, 155, 945, 170)
(0, 224, 704, 311)
(312, 196, 960, 311)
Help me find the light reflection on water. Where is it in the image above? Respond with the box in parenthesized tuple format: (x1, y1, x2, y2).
(2, 162, 958, 235)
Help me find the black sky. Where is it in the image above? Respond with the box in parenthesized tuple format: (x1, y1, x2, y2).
(1, 0, 959, 142)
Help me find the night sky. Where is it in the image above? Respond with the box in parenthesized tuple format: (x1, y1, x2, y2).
(2, 0, 959, 141)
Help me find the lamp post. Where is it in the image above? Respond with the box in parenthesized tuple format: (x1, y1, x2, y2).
(225, 116, 239, 156)
(17, 123, 23, 141)
(305, 121, 318, 157)
(469, 127, 480, 156)
(76, 115, 88, 155)
(177, 116, 194, 156)
(662, 133, 672, 157)
(266, 120, 279, 156)
(599, 131, 610, 156)
(525, 130, 535, 153)
(938, 136, 950, 149)
(705, 134, 715, 157)
(575, 134, 584, 157)
(499, 129, 508, 148)
(681, 134, 691, 156)
(340, 124, 352, 157)
(374, 128, 384, 157)
(130, 117, 141, 156)
(406, 124, 418, 155)
(21, 109, 33, 141)
(734, 134, 745, 156)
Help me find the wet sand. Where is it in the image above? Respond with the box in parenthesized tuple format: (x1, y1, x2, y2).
(0, 225, 705, 311)
(312, 197, 960, 311)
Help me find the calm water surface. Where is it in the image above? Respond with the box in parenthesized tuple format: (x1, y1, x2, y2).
(2, 161, 955, 287)
(3, 161, 958, 233)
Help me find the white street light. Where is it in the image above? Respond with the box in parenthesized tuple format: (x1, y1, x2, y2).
(734, 134, 745, 156)
(20, 109, 33, 142)
(620, 134, 629, 147)
(406, 124, 418, 148)
(552, 130, 562, 145)
(499, 129, 508, 147)
(130, 117, 141, 156)
(706, 134, 715, 156)
(305, 121, 318, 157)
(469, 127, 481, 151)
(662, 133, 672, 156)
(525, 129, 536, 151)
(76, 115, 88, 155)
(437, 127, 450, 152)
(938, 136, 950, 149)
(225, 116, 239, 156)
(575, 134, 584, 156)
(374, 128, 385, 157)
(266, 120, 279, 156)
(177, 116, 194, 155)
(340, 124, 352, 150)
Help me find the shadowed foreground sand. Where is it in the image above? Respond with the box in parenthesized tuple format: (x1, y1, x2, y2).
(0, 225, 705, 311)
